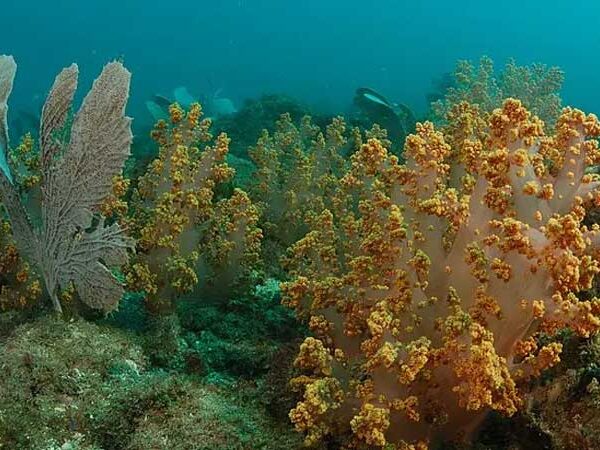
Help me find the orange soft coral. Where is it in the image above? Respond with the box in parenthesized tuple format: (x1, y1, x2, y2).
(248, 113, 349, 277)
(433, 56, 564, 128)
(0, 219, 42, 310)
(282, 99, 600, 448)
(126, 103, 261, 313)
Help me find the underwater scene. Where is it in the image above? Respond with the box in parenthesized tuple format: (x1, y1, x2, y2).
(4, 1, 600, 449)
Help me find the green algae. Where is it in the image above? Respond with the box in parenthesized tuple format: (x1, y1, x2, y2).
(0, 310, 306, 450)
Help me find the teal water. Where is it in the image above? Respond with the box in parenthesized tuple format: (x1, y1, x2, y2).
(2, 0, 599, 127)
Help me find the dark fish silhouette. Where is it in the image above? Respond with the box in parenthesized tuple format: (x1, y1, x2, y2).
(353, 87, 416, 152)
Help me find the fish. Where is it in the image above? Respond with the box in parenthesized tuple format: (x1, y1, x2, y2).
(355, 87, 394, 109)
(145, 86, 237, 122)
(173, 86, 196, 109)
(152, 94, 172, 110)
(145, 100, 168, 122)
(211, 96, 237, 116)
(353, 87, 415, 151)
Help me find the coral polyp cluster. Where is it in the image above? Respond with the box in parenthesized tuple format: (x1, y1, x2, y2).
(248, 112, 396, 277)
(126, 102, 262, 313)
(248, 113, 347, 273)
(432, 56, 565, 128)
(0, 219, 42, 310)
(282, 99, 600, 448)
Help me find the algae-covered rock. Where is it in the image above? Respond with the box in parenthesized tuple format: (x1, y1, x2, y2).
(522, 335, 600, 450)
(0, 310, 35, 342)
(142, 314, 187, 370)
(0, 315, 307, 450)
(0, 316, 146, 449)
(227, 153, 256, 190)
(125, 381, 304, 450)
(213, 94, 315, 158)
(178, 279, 304, 378)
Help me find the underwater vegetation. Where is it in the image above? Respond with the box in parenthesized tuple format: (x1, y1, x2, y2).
(0, 315, 306, 450)
(2, 53, 600, 450)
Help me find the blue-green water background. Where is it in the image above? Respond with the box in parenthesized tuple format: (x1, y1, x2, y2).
(2, 0, 599, 129)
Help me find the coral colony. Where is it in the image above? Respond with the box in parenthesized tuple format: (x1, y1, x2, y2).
(282, 100, 600, 448)
(2, 53, 600, 449)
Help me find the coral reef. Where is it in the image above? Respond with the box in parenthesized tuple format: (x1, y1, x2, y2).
(282, 99, 600, 448)
(1, 51, 600, 450)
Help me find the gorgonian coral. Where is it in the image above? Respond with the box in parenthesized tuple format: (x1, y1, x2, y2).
(282, 99, 600, 448)
(126, 103, 261, 313)
(0, 56, 133, 314)
(432, 56, 564, 128)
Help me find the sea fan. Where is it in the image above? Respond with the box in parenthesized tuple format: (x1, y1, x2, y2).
(0, 55, 133, 314)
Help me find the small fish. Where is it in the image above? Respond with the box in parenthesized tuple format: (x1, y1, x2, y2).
(173, 86, 196, 109)
(152, 94, 172, 110)
(145, 100, 168, 122)
(146, 86, 237, 122)
(353, 87, 415, 153)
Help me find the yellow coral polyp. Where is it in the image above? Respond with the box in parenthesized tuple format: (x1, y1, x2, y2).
(186, 102, 202, 127)
(289, 377, 344, 446)
(168, 102, 184, 123)
(0, 219, 42, 310)
(350, 403, 391, 447)
(398, 338, 431, 384)
(295, 337, 333, 375)
(100, 175, 130, 218)
(125, 262, 158, 295)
